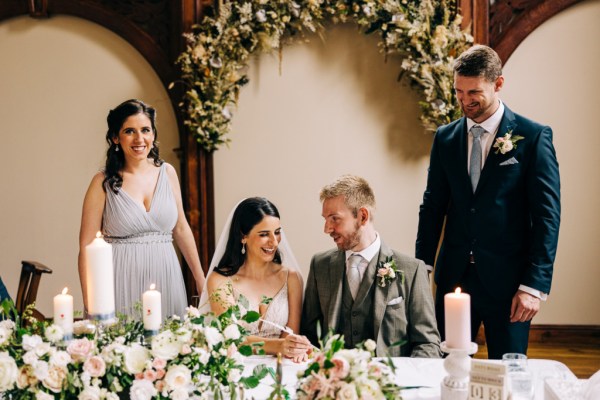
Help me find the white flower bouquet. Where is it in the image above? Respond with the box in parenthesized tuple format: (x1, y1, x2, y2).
(296, 334, 403, 400)
(0, 300, 269, 399)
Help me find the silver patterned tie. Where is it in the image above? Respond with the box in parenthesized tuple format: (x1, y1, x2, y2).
(470, 125, 485, 192)
(347, 254, 363, 300)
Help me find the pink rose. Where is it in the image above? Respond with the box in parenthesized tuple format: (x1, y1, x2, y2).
(330, 356, 350, 380)
(67, 338, 95, 362)
(156, 369, 166, 379)
(144, 369, 158, 382)
(83, 355, 106, 377)
(135, 373, 144, 380)
(152, 358, 167, 370)
(377, 267, 389, 277)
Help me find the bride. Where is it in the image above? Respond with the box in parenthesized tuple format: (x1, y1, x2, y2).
(200, 197, 312, 362)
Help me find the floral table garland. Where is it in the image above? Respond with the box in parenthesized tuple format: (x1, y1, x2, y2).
(1, 302, 407, 399)
(176, 0, 473, 151)
(0, 302, 267, 399)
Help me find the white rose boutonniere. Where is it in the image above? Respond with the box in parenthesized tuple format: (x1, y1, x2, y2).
(376, 256, 403, 288)
(493, 129, 524, 154)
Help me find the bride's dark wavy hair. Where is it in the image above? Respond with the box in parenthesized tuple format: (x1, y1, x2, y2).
(104, 99, 163, 193)
(215, 197, 282, 277)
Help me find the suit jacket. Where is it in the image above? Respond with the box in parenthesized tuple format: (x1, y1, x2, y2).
(301, 240, 441, 358)
(416, 105, 561, 300)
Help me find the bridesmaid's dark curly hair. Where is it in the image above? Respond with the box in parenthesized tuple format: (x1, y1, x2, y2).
(104, 99, 163, 193)
(215, 197, 282, 277)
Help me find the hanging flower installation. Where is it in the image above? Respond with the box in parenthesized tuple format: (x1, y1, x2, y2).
(176, 0, 473, 152)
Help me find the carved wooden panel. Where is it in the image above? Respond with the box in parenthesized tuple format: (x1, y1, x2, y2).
(490, 0, 584, 62)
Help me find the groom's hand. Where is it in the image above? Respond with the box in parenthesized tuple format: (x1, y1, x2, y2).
(510, 290, 540, 322)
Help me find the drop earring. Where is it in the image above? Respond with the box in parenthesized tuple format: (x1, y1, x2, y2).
(115, 144, 119, 152)
(241, 243, 246, 255)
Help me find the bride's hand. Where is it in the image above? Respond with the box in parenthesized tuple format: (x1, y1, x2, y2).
(281, 334, 312, 360)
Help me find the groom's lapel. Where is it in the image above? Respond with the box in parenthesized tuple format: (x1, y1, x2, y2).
(326, 251, 345, 332)
(373, 242, 393, 341)
(475, 107, 518, 194)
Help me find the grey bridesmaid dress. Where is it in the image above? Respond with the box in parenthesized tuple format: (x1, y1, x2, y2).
(103, 163, 187, 320)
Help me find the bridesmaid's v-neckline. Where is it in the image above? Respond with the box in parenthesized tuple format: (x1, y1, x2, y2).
(119, 165, 163, 213)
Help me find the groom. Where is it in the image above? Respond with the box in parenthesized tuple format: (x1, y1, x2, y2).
(416, 45, 561, 358)
(301, 175, 441, 357)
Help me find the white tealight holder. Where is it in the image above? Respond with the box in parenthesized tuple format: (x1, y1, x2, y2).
(441, 341, 478, 400)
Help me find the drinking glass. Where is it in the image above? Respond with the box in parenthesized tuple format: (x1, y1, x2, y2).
(502, 353, 534, 399)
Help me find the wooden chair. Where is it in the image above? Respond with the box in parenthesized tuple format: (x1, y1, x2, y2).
(15, 260, 52, 320)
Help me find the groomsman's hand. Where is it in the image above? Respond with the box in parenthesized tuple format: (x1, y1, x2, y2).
(510, 290, 540, 322)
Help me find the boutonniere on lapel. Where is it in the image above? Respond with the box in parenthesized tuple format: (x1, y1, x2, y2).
(493, 129, 524, 154)
(376, 256, 403, 288)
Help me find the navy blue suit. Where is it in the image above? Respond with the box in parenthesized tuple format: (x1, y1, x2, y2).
(416, 105, 560, 358)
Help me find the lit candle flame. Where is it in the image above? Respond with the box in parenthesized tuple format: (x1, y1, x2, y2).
(150, 283, 156, 290)
(95, 231, 102, 239)
(62, 287, 69, 295)
(455, 287, 462, 295)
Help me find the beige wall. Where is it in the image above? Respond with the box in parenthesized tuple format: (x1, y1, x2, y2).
(0, 15, 180, 317)
(214, 0, 600, 325)
(1, 1, 599, 325)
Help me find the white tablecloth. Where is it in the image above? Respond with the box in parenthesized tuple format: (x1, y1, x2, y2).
(242, 356, 578, 399)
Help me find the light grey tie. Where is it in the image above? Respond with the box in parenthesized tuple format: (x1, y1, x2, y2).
(347, 254, 363, 300)
(470, 125, 485, 192)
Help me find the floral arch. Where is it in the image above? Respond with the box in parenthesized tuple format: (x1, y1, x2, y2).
(176, 0, 473, 152)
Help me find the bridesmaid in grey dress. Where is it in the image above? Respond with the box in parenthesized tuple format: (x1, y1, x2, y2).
(78, 99, 205, 320)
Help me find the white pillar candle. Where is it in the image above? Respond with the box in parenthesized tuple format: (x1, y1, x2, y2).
(143, 284, 161, 331)
(53, 287, 73, 337)
(444, 287, 471, 349)
(85, 232, 115, 319)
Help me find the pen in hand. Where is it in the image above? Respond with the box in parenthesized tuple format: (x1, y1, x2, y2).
(259, 319, 320, 351)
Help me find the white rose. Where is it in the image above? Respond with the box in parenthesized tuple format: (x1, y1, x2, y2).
(502, 139, 513, 153)
(0, 320, 15, 331)
(130, 379, 158, 400)
(0, 327, 11, 347)
(22, 334, 43, 351)
(337, 381, 358, 400)
(164, 364, 192, 391)
(50, 350, 72, 367)
(35, 342, 52, 357)
(33, 360, 50, 381)
(23, 350, 39, 365)
(78, 385, 102, 400)
(364, 339, 377, 353)
(204, 327, 224, 347)
(123, 343, 150, 374)
(227, 368, 241, 383)
(223, 324, 241, 341)
(42, 364, 67, 393)
(151, 331, 182, 360)
(44, 325, 64, 343)
(176, 327, 193, 344)
(171, 387, 190, 400)
(0, 352, 19, 391)
(36, 391, 55, 400)
(194, 347, 211, 364)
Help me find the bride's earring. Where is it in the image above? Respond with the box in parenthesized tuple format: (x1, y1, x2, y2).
(241, 242, 246, 255)
(115, 143, 119, 152)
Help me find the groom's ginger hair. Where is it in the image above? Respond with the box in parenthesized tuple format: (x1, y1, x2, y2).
(320, 175, 376, 219)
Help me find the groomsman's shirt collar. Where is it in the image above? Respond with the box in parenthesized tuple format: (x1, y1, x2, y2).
(345, 232, 381, 263)
(467, 100, 505, 136)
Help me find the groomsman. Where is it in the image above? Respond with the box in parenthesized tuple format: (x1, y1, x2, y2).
(301, 175, 441, 357)
(416, 44, 561, 358)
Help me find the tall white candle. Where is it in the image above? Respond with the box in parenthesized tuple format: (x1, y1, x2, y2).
(143, 284, 161, 331)
(53, 287, 73, 337)
(444, 287, 471, 349)
(85, 232, 115, 319)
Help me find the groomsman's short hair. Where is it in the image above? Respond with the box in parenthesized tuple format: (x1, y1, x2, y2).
(320, 175, 376, 218)
(453, 44, 503, 82)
